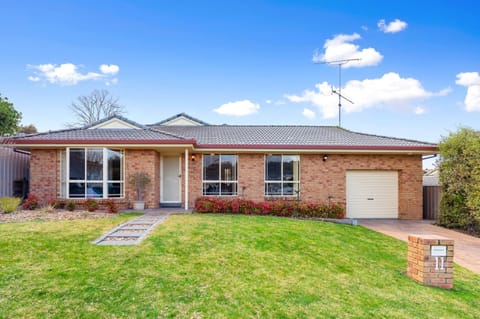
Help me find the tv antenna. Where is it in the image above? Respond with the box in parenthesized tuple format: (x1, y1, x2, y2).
(315, 58, 360, 127)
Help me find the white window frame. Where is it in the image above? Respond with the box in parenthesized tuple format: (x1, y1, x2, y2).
(202, 154, 238, 196)
(264, 154, 300, 197)
(65, 147, 125, 199)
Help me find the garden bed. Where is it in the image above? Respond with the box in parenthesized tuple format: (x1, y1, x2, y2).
(0, 210, 117, 223)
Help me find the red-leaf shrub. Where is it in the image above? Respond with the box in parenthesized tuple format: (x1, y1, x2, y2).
(194, 197, 345, 219)
(22, 194, 40, 210)
(84, 198, 99, 212)
(105, 199, 119, 214)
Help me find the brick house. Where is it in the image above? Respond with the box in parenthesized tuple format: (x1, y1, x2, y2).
(4, 113, 438, 219)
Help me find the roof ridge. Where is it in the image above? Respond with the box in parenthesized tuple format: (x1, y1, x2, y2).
(148, 127, 189, 140)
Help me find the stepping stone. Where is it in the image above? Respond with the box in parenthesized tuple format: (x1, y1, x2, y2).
(92, 213, 170, 246)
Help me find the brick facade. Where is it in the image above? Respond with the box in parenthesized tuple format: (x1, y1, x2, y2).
(30, 149, 61, 200)
(29, 149, 423, 218)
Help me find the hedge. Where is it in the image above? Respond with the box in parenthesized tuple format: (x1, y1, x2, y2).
(194, 197, 345, 219)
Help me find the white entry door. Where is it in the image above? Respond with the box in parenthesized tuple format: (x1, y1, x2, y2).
(346, 170, 398, 218)
(161, 156, 181, 204)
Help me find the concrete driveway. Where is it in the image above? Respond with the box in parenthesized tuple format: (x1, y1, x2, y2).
(359, 219, 480, 274)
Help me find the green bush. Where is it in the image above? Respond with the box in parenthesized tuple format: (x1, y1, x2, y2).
(0, 197, 22, 213)
(439, 127, 480, 234)
(65, 201, 77, 212)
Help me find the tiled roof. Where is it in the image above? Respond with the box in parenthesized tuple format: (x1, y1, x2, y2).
(6, 127, 190, 144)
(152, 125, 437, 149)
(4, 114, 437, 151)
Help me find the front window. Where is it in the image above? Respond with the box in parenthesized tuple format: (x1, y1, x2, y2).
(67, 148, 124, 198)
(265, 155, 300, 196)
(202, 154, 238, 196)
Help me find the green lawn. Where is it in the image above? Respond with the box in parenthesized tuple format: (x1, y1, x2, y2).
(0, 214, 479, 319)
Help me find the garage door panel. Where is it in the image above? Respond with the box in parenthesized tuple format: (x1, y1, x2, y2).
(346, 171, 398, 218)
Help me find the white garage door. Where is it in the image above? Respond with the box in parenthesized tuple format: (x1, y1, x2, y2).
(346, 171, 398, 218)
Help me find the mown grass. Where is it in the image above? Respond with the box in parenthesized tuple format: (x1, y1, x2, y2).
(0, 213, 479, 318)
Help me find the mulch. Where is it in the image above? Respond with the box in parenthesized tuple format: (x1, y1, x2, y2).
(0, 210, 118, 223)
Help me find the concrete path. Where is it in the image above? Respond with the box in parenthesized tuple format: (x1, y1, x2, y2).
(92, 208, 190, 246)
(360, 219, 480, 274)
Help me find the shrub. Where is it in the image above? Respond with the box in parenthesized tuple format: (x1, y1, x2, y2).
(193, 197, 345, 219)
(65, 201, 77, 212)
(40, 204, 56, 214)
(22, 194, 40, 210)
(45, 198, 63, 209)
(105, 199, 119, 214)
(0, 197, 22, 213)
(84, 198, 99, 212)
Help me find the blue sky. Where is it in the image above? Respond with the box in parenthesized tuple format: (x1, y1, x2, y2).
(1, 0, 480, 151)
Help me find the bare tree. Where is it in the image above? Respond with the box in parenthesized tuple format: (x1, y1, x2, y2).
(67, 89, 125, 127)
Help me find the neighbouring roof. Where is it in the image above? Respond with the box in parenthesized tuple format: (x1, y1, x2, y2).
(3, 114, 438, 153)
(151, 113, 209, 126)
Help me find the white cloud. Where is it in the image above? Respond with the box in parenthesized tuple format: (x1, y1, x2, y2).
(302, 108, 316, 120)
(100, 64, 120, 75)
(27, 76, 40, 82)
(378, 19, 408, 33)
(312, 33, 383, 68)
(414, 106, 426, 115)
(286, 72, 447, 118)
(456, 72, 480, 111)
(27, 63, 119, 85)
(214, 99, 260, 116)
(265, 99, 272, 104)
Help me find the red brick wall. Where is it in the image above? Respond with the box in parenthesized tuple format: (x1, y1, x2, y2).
(125, 149, 160, 209)
(29, 149, 423, 218)
(187, 153, 423, 219)
(30, 149, 60, 200)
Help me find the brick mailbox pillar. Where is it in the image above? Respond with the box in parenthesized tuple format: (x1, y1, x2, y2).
(407, 234, 454, 289)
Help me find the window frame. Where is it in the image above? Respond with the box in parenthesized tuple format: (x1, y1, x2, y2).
(202, 154, 238, 196)
(264, 154, 300, 197)
(65, 147, 125, 199)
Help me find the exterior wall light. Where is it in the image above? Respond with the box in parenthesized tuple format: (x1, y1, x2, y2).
(323, 154, 328, 162)
(191, 154, 196, 161)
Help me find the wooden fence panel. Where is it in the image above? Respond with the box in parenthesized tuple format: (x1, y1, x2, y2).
(423, 186, 441, 220)
(0, 147, 30, 197)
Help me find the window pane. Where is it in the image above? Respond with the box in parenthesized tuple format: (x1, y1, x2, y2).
(203, 155, 219, 180)
(283, 155, 300, 181)
(108, 182, 123, 198)
(221, 155, 237, 181)
(203, 182, 220, 195)
(107, 149, 123, 181)
(221, 183, 237, 195)
(69, 149, 85, 180)
(87, 183, 103, 198)
(266, 155, 281, 181)
(69, 182, 85, 197)
(87, 149, 103, 180)
(265, 182, 282, 195)
(283, 183, 296, 195)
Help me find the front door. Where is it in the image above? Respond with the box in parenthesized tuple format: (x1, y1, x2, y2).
(161, 156, 181, 206)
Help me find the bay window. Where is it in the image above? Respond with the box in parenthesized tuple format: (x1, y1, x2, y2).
(65, 148, 124, 198)
(203, 154, 238, 196)
(265, 154, 300, 196)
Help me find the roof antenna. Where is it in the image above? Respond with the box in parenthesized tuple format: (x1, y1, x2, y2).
(316, 58, 360, 127)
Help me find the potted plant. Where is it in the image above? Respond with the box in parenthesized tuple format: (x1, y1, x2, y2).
(129, 172, 151, 210)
